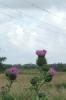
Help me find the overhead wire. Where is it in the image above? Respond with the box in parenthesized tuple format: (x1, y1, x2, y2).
(24, 0, 66, 21)
(0, 1, 66, 43)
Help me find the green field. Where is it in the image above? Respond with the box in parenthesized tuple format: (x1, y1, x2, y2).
(0, 69, 66, 100)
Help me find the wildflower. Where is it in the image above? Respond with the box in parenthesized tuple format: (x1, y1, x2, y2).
(5, 67, 17, 80)
(44, 68, 56, 82)
(8, 67, 17, 75)
(36, 50, 46, 56)
(48, 68, 56, 77)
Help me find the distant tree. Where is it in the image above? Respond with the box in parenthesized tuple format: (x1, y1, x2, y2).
(0, 57, 7, 64)
(0, 57, 7, 72)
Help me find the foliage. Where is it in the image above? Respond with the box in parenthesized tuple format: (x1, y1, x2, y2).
(36, 56, 47, 66)
(1, 49, 66, 100)
(0, 57, 7, 63)
(30, 49, 56, 100)
(0, 57, 7, 73)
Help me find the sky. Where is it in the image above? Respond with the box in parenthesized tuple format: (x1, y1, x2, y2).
(0, 0, 66, 64)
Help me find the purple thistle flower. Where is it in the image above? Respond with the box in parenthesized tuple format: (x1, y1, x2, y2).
(48, 68, 56, 77)
(36, 49, 47, 56)
(6, 67, 17, 80)
(9, 67, 17, 75)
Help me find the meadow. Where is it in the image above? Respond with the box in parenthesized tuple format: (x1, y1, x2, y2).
(0, 69, 66, 100)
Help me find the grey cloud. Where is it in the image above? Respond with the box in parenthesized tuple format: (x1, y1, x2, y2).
(0, 0, 66, 10)
(0, 0, 66, 64)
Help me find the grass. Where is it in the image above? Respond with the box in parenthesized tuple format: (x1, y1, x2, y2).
(0, 69, 66, 100)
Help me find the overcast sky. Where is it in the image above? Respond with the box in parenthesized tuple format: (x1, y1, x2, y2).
(0, 0, 66, 64)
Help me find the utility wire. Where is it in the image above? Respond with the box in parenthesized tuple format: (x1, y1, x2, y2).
(0, 7, 66, 38)
(0, 2, 66, 40)
(24, 0, 66, 21)
(17, 10, 66, 37)
(0, 9, 66, 40)
(15, 9, 66, 33)
(0, 1, 66, 34)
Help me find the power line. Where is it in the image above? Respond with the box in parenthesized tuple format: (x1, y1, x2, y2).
(24, 0, 66, 21)
(1, 9, 66, 40)
(16, 10, 66, 34)
(1, 1, 66, 22)
(0, 7, 66, 38)
(0, 2, 66, 49)
(0, 3, 66, 39)
(0, 0, 66, 21)
(1, 0, 66, 24)
(11, 0, 66, 34)
(0, 2, 66, 34)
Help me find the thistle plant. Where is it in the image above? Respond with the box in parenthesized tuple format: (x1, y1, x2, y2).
(36, 50, 47, 67)
(5, 67, 17, 92)
(30, 49, 56, 100)
(1, 67, 17, 100)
